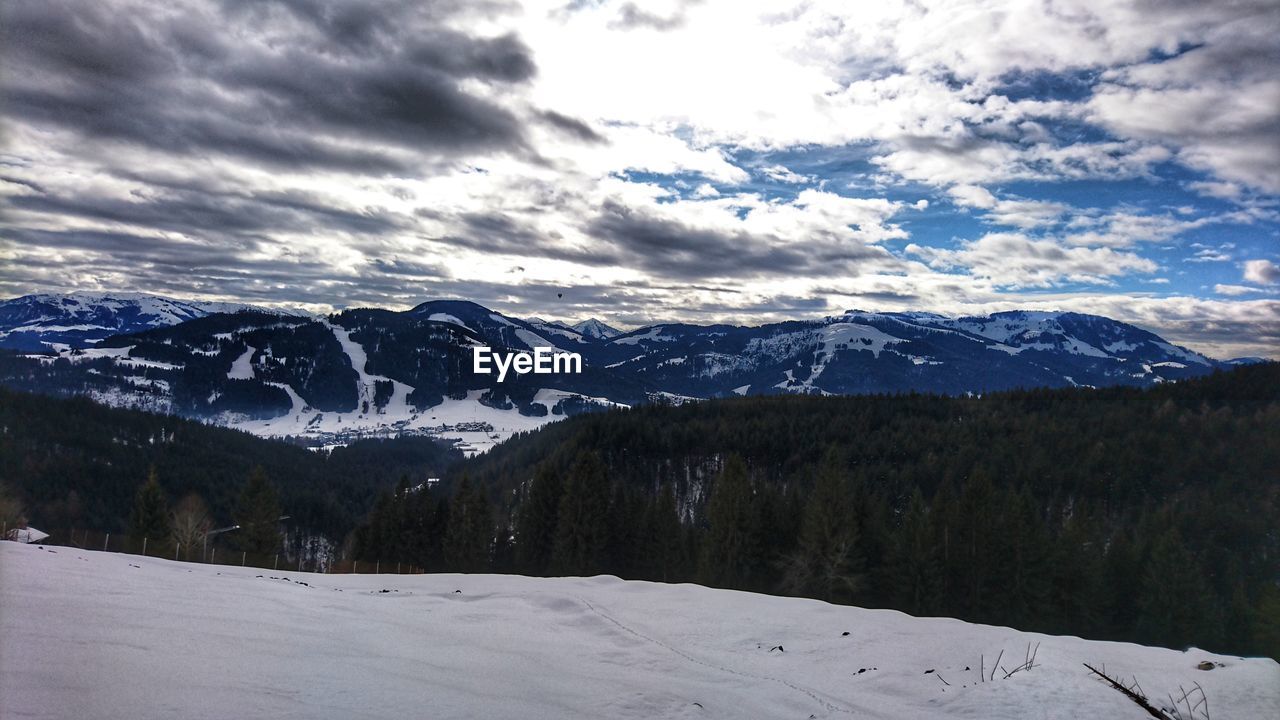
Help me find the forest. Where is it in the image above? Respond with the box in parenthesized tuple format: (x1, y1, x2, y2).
(352, 363, 1280, 660)
(0, 387, 459, 540)
(4, 364, 1277, 659)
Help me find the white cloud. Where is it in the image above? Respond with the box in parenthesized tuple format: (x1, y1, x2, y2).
(947, 185, 1068, 229)
(1244, 259, 1280, 284)
(908, 232, 1158, 288)
(6, 0, 1279, 359)
(759, 164, 813, 184)
(1063, 211, 1215, 248)
(1215, 284, 1264, 296)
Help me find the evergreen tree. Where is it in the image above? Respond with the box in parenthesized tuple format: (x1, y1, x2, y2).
(444, 475, 492, 573)
(0, 481, 24, 531)
(648, 482, 683, 582)
(994, 486, 1050, 628)
(128, 467, 170, 545)
(1136, 527, 1220, 649)
(1045, 510, 1106, 636)
(515, 464, 563, 575)
(551, 453, 610, 576)
(950, 471, 1001, 621)
(700, 455, 761, 590)
(887, 489, 941, 615)
(234, 466, 282, 555)
(781, 450, 863, 602)
(1252, 584, 1280, 661)
(604, 483, 645, 577)
(1103, 528, 1143, 639)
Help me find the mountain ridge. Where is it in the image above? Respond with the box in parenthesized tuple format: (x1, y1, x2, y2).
(0, 292, 1248, 452)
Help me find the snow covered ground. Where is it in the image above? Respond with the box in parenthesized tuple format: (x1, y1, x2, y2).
(3, 543, 1276, 720)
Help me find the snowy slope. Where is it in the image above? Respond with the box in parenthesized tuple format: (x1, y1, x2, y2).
(3, 543, 1276, 720)
(574, 317, 622, 339)
(0, 297, 1239, 455)
(0, 292, 304, 350)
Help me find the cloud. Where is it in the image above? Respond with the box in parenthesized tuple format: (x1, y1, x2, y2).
(582, 189, 905, 280)
(1, 0, 1277, 360)
(759, 164, 813, 184)
(947, 185, 1068, 229)
(909, 232, 1159, 288)
(1244, 259, 1280, 284)
(1215, 284, 1263, 296)
(1, 0, 540, 175)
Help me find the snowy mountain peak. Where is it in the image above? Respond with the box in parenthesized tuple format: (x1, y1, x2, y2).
(0, 293, 303, 351)
(573, 318, 622, 339)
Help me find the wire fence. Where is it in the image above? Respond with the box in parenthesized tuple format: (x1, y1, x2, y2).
(6, 526, 425, 576)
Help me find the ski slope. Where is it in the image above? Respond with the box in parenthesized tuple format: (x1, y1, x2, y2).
(2, 543, 1276, 720)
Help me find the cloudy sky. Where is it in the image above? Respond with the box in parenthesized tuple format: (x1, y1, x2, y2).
(1, 0, 1278, 358)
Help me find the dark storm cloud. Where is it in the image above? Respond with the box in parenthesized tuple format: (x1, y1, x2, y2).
(0, 176, 47, 195)
(538, 111, 606, 143)
(7, 182, 403, 240)
(1157, 317, 1280, 351)
(1, 0, 537, 173)
(816, 287, 923, 303)
(584, 200, 890, 280)
(431, 211, 622, 267)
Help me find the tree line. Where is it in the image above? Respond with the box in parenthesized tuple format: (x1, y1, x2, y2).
(0, 385, 460, 539)
(353, 364, 1280, 660)
(121, 465, 284, 559)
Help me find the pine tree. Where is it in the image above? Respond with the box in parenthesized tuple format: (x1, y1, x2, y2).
(995, 485, 1051, 628)
(1136, 527, 1220, 649)
(887, 489, 941, 615)
(1252, 584, 1280, 661)
(444, 475, 492, 573)
(1045, 510, 1106, 636)
(234, 466, 282, 555)
(649, 482, 683, 582)
(782, 450, 863, 602)
(128, 467, 170, 545)
(551, 453, 610, 576)
(515, 464, 563, 575)
(950, 470, 1001, 621)
(700, 454, 761, 590)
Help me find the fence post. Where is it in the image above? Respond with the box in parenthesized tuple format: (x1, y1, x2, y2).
(354, 560, 359, 574)
(376, 561, 380, 574)
(104, 533, 110, 552)
(397, 562, 401, 574)
(175, 542, 180, 560)
(142, 537, 148, 556)
(211, 548, 216, 563)
(274, 554, 279, 570)
(241, 551, 246, 566)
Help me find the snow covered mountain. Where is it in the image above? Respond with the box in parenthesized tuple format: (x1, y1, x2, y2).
(5, 543, 1278, 719)
(0, 292, 303, 351)
(573, 317, 622, 339)
(0, 294, 1234, 451)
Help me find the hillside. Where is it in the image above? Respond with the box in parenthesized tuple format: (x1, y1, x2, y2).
(3, 543, 1277, 720)
(0, 292, 303, 351)
(0, 293, 1234, 451)
(405, 363, 1279, 659)
(0, 387, 460, 540)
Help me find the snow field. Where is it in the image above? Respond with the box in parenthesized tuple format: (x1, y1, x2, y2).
(2, 543, 1276, 720)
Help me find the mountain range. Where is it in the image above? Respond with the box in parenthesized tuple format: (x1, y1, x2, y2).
(0, 293, 305, 351)
(0, 292, 1255, 451)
